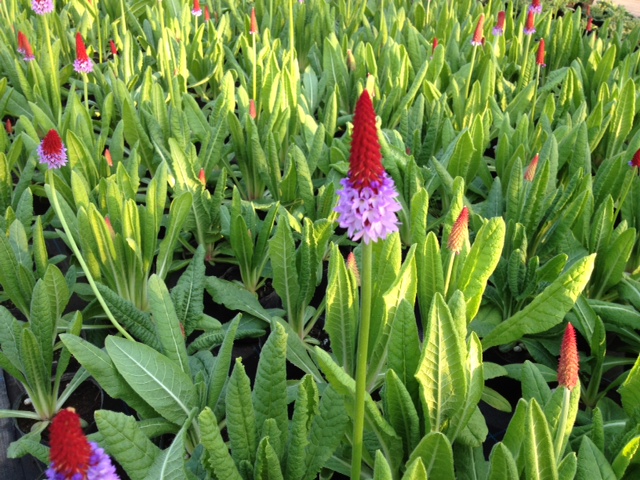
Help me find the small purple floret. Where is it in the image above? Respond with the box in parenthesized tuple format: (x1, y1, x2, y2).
(492, 27, 504, 36)
(335, 173, 402, 244)
(46, 442, 120, 480)
(529, 5, 542, 14)
(524, 26, 536, 35)
(37, 141, 67, 169)
(32, 0, 54, 14)
(74, 58, 93, 74)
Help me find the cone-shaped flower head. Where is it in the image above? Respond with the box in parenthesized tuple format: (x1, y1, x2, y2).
(38, 130, 67, 169)
(558, 323, 579, 390)
(104, 148, 113, 167)
(586, 16, 593, 33)
(250, 8, 258, 35)
(18, 32, 35, 62)
(109, 39, 118, 56)
(524, 154, 539, 181)
(32, 0, 54, 14)
(346, 251, 360, 286)
(46, 408, 120, 480)
(529, 0, 542, 14)
(524, 10, 536, 35)
(629, 149, 640, 169)
(471, 14, 485, 46)
(432, 37, 439, 54)
(192, 0, 202, 16)
(493, 11, 506, 36)
(448, 206, 469, 254)
(74, 33, 93, 74)
(536, 39, 546, 67)
(249, 99, 257, 119)
(205, 5, 211, 21)
(334, 90, 401, 244)
(6, 119, 13, 135)
(198, 168, 206, 185)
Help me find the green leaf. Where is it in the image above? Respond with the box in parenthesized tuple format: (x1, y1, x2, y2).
(148, 275, 190, 376)
(388, 297, 421, 407)
(95, 410, 161, 479)
(415, 294, 466, 434)
(521, 360, 552, 407)
(269, 216, 299, 323)
(324, 244, 357, 375)
(407, 432, 455, 479)
(482, 255, 595, 349)
(488, 443, 519, 480)
(619, 354, 640, 418)
(156, 192, 192, 280)
(254, 437, 284, 480)
(285, 375, 318, 480)
(402, 458, 428, 480)
(576, 436, 616, 480)
(457, 217, 505, 320)
(303, 384, 349, 480)
(524, 399, 558, 480)
(253, 322, 288, 459)
(226, 358, 257, 470)
(417, 231, 444, 328)
(29, 278, 56, 375)
(373, 450, 393, 480)
(205, 276, 272, 323)
(611, 435, 640, 478)
(106, 336, 197, 424)
(384, 370, 421, 456)
(199, 407, 243, 480)
(558, 452, 577, 480)
(146, 415, 191, 480)
(21, 328, 49, 408)
(207, 315, 240, 410)
(0, 232, 29, 314)
(171, 245, 206, 336)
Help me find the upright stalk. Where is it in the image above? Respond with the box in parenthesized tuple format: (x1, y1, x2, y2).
(352, 242, 373, 480)
(47, 171, 134, 341)
(553, 387, 571, 463)
(42, 15, 61, 121)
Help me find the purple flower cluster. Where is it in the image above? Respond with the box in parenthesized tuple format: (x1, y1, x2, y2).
(335, 173, 401, 244)
(38, 130, 68, 169)
(32, 0, 54, 14)
(46, 442, 120, 480)
(73, 57, 94, 74)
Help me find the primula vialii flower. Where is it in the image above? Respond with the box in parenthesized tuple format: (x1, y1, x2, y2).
(536, 39, 546, 67)
(471, 14, 485, 46)
(629, 149, 640, 169)
(346, 251, 360, 286)
(447, 207, 469, 254)
(524, 154, 539, 181)
(104, 148, 113, 167)
(432, 37, 439, 54)
(46, 408, 120, 480)
(38, 130, 67, 169)
(74, 33, 93, 74)
(18, 31, 35, 62)
(524, 10, 536, 35)
(6, 119, 13, 135)
(249, 99, 257, 119)
(334, 90, 401, 244)
(493, 11, 506, 36)
(250, 8, 258, 35)
(205, 5, 211, 21)
(198, 168, 206, 185)
(529, 0, 542, 15)
(192, 0, 202, 17)
(586, 16, 594, 33)
(109, 39, 118, 56)
(32, 0, 54, 15)
(557, 323, 579, 390)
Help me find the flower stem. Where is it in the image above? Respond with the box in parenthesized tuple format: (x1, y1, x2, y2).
(532, 64, 541, 119)
(352, 241, 373, 480)
(42, 15, 61, 121)
(553, 386, 571, 463)
(47, 171, 134, 341)
(83, 73, 89, 111)
(443, 251, 455, 298)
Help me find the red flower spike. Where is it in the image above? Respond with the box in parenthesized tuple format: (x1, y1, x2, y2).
(432, 37, 439, 54)
(18, 31, 35, 61)
(629, 149, 640, 169)
(250, 8, 258, 35)
(5, 119, 13, 135)
(471, 14, 485, 46)
(536, 38, 546, 67)
(448, 206, 469, 254)
(109, 39, 118, 56)
(49, 408, 92, 478)
(198, 168, 206, 185)
(104, 148, 113, 167)
(192, 0, 202, 16)
(346, 251, 360, 286)
(76, 33, 89, 62)
(586, 16, 593, 33)
(524, 10, 536, 35)
(524, 154, 539, 181)
(249, 99, 257, 119)
(205, 5, 211, 21)
(348, 90, 385, 190)
(530, 0, 542, 14)
(558, 323, 579, 390)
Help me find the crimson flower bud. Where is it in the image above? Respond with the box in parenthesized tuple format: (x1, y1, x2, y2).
(493, 11, 506, 36)
(104, 148, 113, 167)
(448, 207, 469, 254)
(249, 99, 257, 120)
(558, 323, 579, 390)
(198, 168, 206, 185)
(109, 39, 118, 56)
(628, 149, 640, 169)
(524, 10, 536, 35)
(74, 32, 93, 73)
(471, 14, 485, 46)
(524, 154, 539, 181)
(536, 38, 546, 67)
(346, 252, 360, 286)
(250, 8, 258, 35)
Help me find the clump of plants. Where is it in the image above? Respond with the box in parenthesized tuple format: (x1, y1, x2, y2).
(1, 0, 640, 478)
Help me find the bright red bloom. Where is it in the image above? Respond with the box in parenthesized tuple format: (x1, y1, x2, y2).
(198, 168, 206, 185)
(432, 37, 439, 54)
(104, 148, 113, 167)
(204, 5, 211, 21)
(586, 17, 593, 33)
(38, 129, 68, 169)
(558, 323, 579, 390)
(250, 8, 258, 35)
(49, 408, 92, 478)
(109, 39, 118, 56)
(529, 0, 542, 14)
(5, 119, 13, 135)
(471, 14, 485, 46)
(524, 10, 536, 35)
(74, 32, 93, 73)
(192, 0, 202, 16)
(448, 207, 469, 254)
(536, 39, 546, 67)
(493, 11, 506, 36)
(347, 91, 384, 190)
(249, 99, 257, 119)
(18, 31, 35, 61)
(524, 154, 539, 181)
